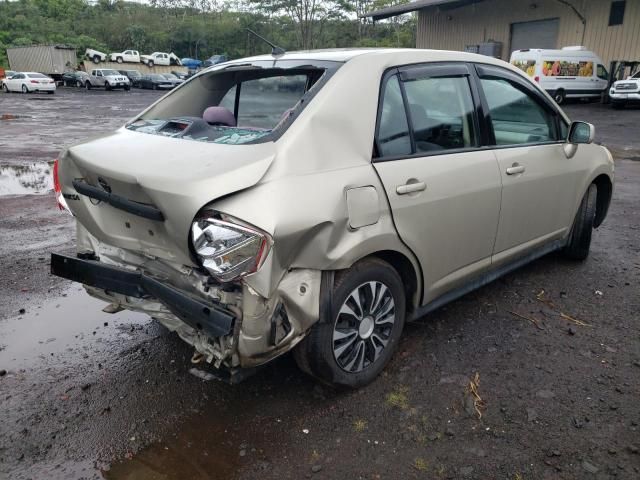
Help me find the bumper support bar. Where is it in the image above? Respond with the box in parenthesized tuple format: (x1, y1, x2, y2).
(51, 253, 234, 337)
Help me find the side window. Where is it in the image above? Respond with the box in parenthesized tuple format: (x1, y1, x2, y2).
(480, 78, 557, 145)
(597, 64, 609, 80)
(403, 75, 477, 152)
(96, 71, 103, 77)
(377, 76, 411, 157)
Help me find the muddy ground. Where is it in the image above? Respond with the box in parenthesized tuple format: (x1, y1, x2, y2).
(0, 88, 639, 480)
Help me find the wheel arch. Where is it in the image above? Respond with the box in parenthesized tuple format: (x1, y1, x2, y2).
(592, 173, 613, 228)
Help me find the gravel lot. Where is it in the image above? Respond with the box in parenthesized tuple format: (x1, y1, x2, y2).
(0, 88, 639, 480)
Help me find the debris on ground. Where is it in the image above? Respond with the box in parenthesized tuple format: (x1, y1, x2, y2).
(509, 310, 544, 330)
(535, 291, 591, 326)
(188, 368, 218, 381)
(466, 373, 486, 419)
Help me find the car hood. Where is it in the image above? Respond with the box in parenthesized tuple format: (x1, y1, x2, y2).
(59, 128, 276, 265)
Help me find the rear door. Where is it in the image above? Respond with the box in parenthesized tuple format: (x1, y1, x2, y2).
(474, 64, 581, 267)
(373, 63, 502, 303)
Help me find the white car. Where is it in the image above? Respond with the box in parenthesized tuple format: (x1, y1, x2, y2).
(86, 48, 107, 64)
(3, 72, 56, 94)
(140, 52, 182, 67)
(109, 50, 140, 64)
(609, 71, 640, 109)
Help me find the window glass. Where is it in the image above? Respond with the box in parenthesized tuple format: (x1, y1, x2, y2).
(237, 75, 307, 129)
(597, 64, 609, 80)
(609, 0, 626, 26)
(377, 76, 411, 157)
(403, 76, 476, 152)
(481, 78, 557, 145)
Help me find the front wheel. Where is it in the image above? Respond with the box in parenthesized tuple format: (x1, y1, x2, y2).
(92, 55, 100, 64)
(147, 60, 154, 68)
(294, 258, 406, 388)
(76, 80, 82, 88)
(116, 57, 123, 64)
(85, 81, 91, 90)
(3, 84, 8, 93)
(612, 102, 625, 110)
(563, 183, 597, 260)
(105, 83, 111, 91)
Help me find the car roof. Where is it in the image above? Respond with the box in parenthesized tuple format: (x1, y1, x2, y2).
(224, 48, 512, 66)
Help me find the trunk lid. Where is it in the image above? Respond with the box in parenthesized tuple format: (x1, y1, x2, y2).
(59, 128, 275, 266)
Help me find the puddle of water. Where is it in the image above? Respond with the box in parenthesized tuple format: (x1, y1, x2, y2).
(0, 161, 54, 195)
(0, 285, 151, 371)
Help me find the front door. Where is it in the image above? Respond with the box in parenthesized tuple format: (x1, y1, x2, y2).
(475, 64, 581, 266)
(373, 64, 502, 303)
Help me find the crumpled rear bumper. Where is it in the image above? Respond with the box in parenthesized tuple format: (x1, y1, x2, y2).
(50, 253, 235, 338)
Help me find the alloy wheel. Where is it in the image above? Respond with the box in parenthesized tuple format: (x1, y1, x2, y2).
(333, 281, 395, 373)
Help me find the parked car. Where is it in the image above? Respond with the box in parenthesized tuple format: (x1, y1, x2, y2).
(140, 52, 181, 67)
(61, 71, 90, 87)
(180, 58, 202, 69)
(510, 46, 609, 104)
(3, 72, 56, 94)
(84, 69, 130, 90)
(609, 70, 640, 109)
(161, 73, 184, 87)
(109, 50, 140, 64)
(171, 70, 189, 80)
(85, 48, 107, 64)
(1, 70, 17, 89)
(202, 54, 228, 68)
(119, 69, 143, 87)
(51, 49, 614, 388)
(138, 74, 174, 90)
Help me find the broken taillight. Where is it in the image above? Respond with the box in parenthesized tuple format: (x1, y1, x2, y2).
(53, 158, 71, 214)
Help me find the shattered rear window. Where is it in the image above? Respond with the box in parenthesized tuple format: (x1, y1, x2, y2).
(126, 59, 341, 145)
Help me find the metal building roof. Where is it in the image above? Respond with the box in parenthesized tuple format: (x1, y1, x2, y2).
(362, 0, 484, 21)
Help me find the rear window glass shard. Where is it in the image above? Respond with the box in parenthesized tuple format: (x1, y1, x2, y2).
(127, 60, 341, 145)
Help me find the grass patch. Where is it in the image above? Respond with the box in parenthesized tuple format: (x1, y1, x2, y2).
(386, 386, 410, 410)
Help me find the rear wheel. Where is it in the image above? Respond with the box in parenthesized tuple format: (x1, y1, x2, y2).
(553, 89, 566, 105)
(294, 258, 406, 388)
(3, 84, 8, 93)
(152, 84, 157, 90)
(21, 84, 28, 94)
(563, 183, 597, 260)
(612, 102, 625, 110)
(48, 90, 54, 95)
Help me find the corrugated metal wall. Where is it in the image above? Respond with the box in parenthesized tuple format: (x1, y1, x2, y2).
(7, 45, 77, 74)
(417, 0, 640, 66)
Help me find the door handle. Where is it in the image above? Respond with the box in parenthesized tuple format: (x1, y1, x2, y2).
(506, 164, 525, 175)
(396, 181, 426, 195)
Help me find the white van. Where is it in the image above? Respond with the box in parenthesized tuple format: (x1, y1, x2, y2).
(510, 47, 609, 104)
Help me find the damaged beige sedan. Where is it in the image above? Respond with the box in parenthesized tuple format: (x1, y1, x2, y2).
(51, 49, 614, 387)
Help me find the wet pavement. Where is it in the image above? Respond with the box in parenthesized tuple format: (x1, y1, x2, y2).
(1, 89, 639, 479)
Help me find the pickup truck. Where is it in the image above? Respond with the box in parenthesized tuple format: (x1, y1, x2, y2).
(83, 69, 130, 91)
(109, 50, 140, 64)
(609, 71, 640, 109)
(140, 52, 182, 67)
(85, 48, 107, 64)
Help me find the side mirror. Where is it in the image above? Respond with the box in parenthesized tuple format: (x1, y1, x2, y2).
(568, 121, 595, 144)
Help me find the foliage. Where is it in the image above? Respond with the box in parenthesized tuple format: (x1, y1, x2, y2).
(0, 0, 415, 67)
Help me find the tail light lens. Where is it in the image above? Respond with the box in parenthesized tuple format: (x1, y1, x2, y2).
(30, 80, 38, 84)
(52, 159, 71, 214)
(191, 212, 272, 282)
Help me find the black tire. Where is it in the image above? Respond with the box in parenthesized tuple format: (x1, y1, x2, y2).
(85, 81, 91, 90)
(124, 85, 130, 91)
(152, 84, 157, 91)
(612, 102, 625, 110)
(21, 84, 28, 94)
(48, 90, 54, 95)
(563, 183, 597, 260)
(116, 57, 123, 64)
(76, 80, 82, 88)
(293, 258, 406, 388)
(148, 60, 154, 68)
(553, 89, 566, 105)
(3, 84, 8, 93)
(92, 55, 100, 64)
(105, 83, 111, 91)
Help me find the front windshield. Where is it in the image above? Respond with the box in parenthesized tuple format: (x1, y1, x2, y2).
(127, 60, 340, 145)
(102, 70, 120, 76)
(632, 71, 640, 79)
(164, 74, 177, 79)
